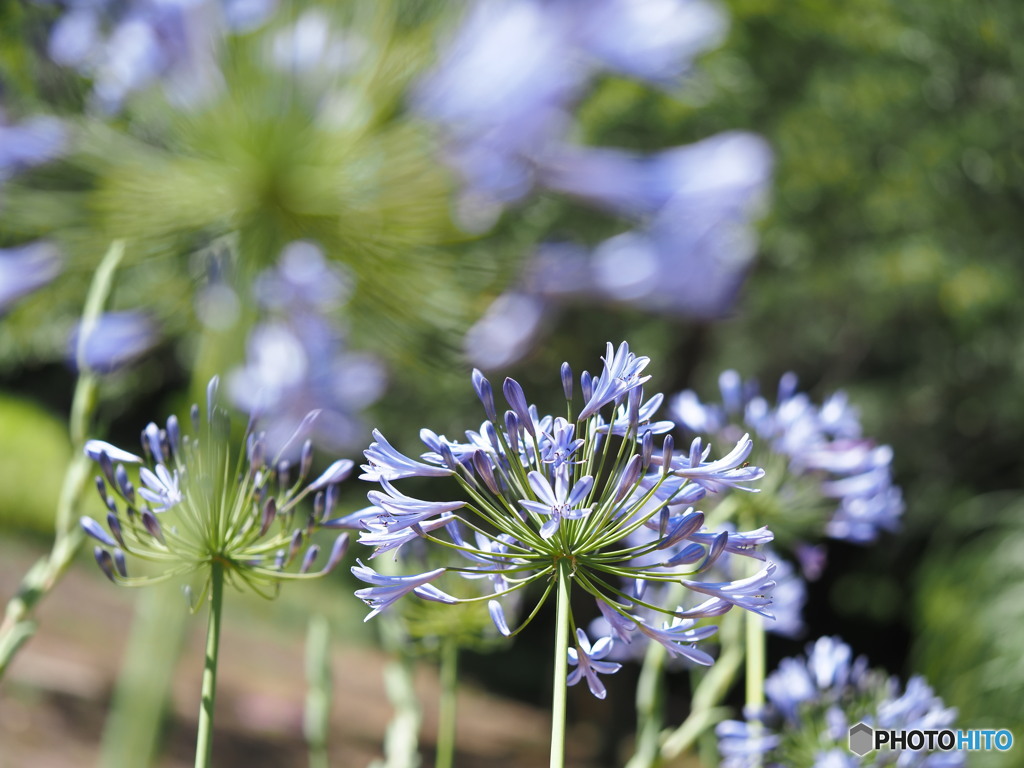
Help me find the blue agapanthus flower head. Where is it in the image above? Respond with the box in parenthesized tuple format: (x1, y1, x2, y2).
(353, 341, 776, 698)
(717, 636, 963, 768)
(81, 376, 351, 601)
(672, 370, 903, 545)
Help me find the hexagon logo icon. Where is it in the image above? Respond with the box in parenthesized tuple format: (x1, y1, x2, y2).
(849, 722, 874, 756)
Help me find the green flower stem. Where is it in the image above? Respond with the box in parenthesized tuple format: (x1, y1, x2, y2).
(659, 610, 745, 760)
(373, 638, 422, 768)
(195, 560, 225, 768)
(745, 612, 766, 712)
(626, 581, 690, 768)
(624, 634, 668, 768)
(743, 607, 767, 768)
(743, 512, 766, 768)
(372, 562, 422, 768)
(0, 240, 125, 682)
(305, 615, 332, 768)
(550, 557, 573, 768)
(101, 582, 189, 768)
(435, 636, 459, 768)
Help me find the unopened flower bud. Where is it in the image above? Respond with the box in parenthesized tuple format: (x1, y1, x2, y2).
(300, 545, 320, 574)
(94, 547, 117, 582)
(142, 510, 165, 544)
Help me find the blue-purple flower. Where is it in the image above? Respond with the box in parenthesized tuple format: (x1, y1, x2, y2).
(520, 470, 594, 539)
(0, 113, 67, 181)
(464, 133, 772, 366)
(567, 628, 621, 699)
(353, 342, 775, 696)
(352, 562, 458, 621)
(415, 0, 729, 217)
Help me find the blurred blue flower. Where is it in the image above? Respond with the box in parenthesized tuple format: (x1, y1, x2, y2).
(416, 0, 729, 222)
(717, 636, 963, 768)
(0, 112, 67, 181)
(571, 0, 727, 83)
(756, 554, 804, 637)
(0, 241, 63, 314)
(417, 0, 771, 366)
(43, 0, 276, 110)
(533, 132, 774, 316)
(462, 291, 548, 370)
(414, 0, 585, 211)
(228, 241, 386, 456)
(673, 371, 903, 545)
(67, 310, 159, 372)
(464, 133, 772, 366)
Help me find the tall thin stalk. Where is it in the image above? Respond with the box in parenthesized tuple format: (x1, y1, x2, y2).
(195, 561, 225, 768)
(305, 614, 333, 768)
(0, 240, 126, 680)
(743, 509, 766, 768)
(550, 557, 573, 768)
(100, 582, 188, 768)
(435, 637, 459, 768)
(658, 610, 743, 760)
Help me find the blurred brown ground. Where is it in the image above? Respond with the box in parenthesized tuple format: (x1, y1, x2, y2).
(0, 538, 565, 768)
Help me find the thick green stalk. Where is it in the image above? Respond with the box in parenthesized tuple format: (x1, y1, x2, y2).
(305, 614, 332, 768)
(743, 512, 766, 768)
(101, 582, 188, 768)
(625, 638, 667, 768)
(659, 610, 745, 760)
(435, 637, 459, 768)
(195, 561, 225, 768)
(627, 580, 690, 768)
(372, 656, 422, 768)
(745, 612, 765, 712)
(0, 240, 125, 681)
(550, 558, 573, 768)
(370, 575, 422, 768)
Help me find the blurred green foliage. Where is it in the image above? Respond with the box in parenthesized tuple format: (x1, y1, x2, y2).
(915, 493, 1024, 767)
(1, 2, 471, 376)
(0, 394, 69, 532)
